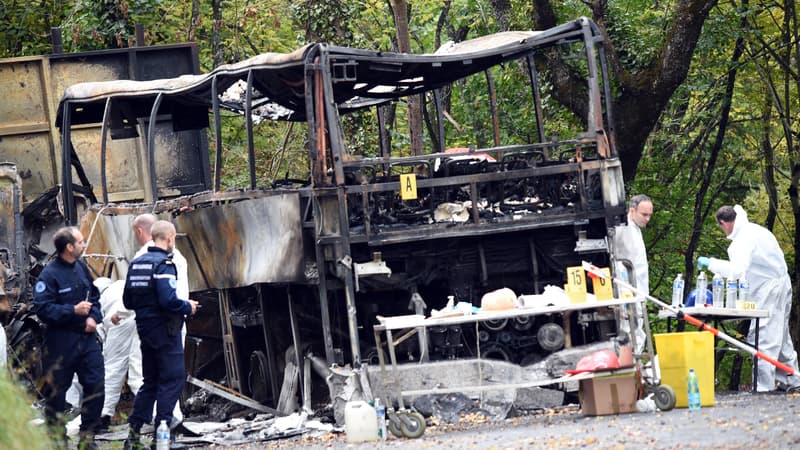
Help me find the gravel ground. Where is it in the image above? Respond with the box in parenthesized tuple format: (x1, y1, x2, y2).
(86, 390, 800, 449)
(247, 391, 800, 449)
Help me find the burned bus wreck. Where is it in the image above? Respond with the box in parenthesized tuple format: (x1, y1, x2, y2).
(50, 16, 628, 416)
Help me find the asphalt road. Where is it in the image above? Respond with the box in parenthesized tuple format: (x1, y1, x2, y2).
(263, 391, 800, 449)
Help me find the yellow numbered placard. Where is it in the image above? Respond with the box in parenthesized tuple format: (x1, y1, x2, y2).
(399, 173, 418, 200)
(591, 267, 614, 301)
(735, 300, 756, 310)
(565, 266, 587, 303)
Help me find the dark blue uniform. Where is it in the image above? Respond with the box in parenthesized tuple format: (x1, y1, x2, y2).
(33, 256, 104, 432)
(123, 247, 191, 431)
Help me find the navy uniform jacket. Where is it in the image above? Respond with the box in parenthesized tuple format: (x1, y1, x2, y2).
(123, 247, 191, 335)
(33, 257, 102, 333)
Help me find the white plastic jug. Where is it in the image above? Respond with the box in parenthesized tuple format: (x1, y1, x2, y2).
(344, 400, 379, 443)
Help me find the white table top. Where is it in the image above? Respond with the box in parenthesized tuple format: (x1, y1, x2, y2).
(374, 296, 645, 331)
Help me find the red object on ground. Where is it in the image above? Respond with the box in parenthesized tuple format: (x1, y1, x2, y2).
(564, 349, 620, 375)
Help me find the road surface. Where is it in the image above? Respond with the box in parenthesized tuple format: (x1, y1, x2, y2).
(264, 391, 800, 449)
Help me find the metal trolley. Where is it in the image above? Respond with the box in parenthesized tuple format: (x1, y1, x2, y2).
(372, 295, 676, 439)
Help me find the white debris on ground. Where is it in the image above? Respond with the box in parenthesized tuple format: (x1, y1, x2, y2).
(127, 412, 340, 446)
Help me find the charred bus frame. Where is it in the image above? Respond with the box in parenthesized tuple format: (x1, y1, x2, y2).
(55, 17, 627, 405)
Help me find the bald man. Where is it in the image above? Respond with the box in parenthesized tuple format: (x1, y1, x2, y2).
(101, 214, 191, 429)
(122, 221, 197, 449)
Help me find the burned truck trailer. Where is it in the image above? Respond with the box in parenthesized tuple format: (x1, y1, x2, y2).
(53, 17, 627, 408)
(0, 41, 207, 386)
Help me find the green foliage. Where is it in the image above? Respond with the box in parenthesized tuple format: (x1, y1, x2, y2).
(290, 0, 357, 44)
(0, 371, 53, 450)
(603, 7, 666, 70)
(0, 1, 70, 56)
(58, 0, 166, 50)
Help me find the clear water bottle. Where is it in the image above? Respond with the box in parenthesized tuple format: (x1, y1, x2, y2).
(711, 273, 723, 307)
(375, 398, 387, 441)
(618, 267, 633, 298)
(671, 274, 684, 307)
(695, 271, 707, 306)
(687, 368, 701, 410)
(737, 276, 749, 309)
(725, 277, 737, 309)
(156, 420, 170, 450)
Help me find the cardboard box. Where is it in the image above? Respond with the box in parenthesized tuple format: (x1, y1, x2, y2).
(579, 373, 638, 416)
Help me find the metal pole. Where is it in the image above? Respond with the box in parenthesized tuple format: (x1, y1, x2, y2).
(582, 261, 795, 376)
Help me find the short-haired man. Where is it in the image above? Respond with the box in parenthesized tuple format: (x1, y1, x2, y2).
(122, 221, 197, 449)
(612, 194, 653, 353)
(33, 226, 104, 449)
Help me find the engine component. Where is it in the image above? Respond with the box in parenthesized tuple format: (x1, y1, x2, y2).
(537, 322, 566, 352)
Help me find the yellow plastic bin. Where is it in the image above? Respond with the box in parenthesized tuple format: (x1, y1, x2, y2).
(654, 331, 715, 407)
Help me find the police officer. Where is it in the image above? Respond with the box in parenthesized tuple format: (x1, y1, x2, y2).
(33, 226, 104, 450)
(122, 221, 197, 449)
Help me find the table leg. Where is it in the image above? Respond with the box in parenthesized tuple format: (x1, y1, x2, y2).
(386, 329, 406, 410)
(753, 317, 759, 392)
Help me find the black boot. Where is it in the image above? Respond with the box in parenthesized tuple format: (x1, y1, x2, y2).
(123, 426, 144, 450)
(98, 414, 112, 432)
(77, 432, 99, 450)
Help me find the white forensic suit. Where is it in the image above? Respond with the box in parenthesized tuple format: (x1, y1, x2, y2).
(613, 214, 649, 353)
(99, 279, 142, 418)
(707, 205, 800, 392)
(0, 322, 7, 368)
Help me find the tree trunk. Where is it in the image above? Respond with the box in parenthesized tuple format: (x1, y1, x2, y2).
(762, 93, 777, 230)
(684, 31, 744, 278)
(490, 0, 511, 32)
(189, 0, 201, 42)
(435, 0, 452, 50)
(212, 0, 224, 68)
(531, 0, 719, 181)
(390, 0, 424, 156)
(785, 0, 800, 347)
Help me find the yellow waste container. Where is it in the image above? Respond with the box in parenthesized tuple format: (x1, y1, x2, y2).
(654, 331, 715, 407)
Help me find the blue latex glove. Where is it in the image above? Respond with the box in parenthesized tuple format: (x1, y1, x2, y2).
(697, 256, 710, 269)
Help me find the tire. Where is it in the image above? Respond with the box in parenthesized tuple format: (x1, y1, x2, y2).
(388, 415, 404, 438)
(653, 384, 677, 411)
(399, 411, 426, 439)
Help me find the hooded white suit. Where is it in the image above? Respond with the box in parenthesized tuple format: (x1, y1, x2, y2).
(613, 211, 649, 353)
(707, 205, 800, 391)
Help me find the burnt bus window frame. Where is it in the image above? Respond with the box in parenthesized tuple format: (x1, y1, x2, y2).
(55, 17, 627, 369)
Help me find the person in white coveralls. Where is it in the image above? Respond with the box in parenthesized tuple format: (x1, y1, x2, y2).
(698, 205, 800, 393)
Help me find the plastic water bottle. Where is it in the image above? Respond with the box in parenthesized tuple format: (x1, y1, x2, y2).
(695, 271, 707, 306)
(618, 267, 633, 298)
(671, 274, 684, 307)
(156, 420, 170, 450)
(375, 398, 387, 441)
(725, 278, 737, 309)
(737, 276, 749, 309)
(687, 368, 701, 410)
(711, 273, 723, 307)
